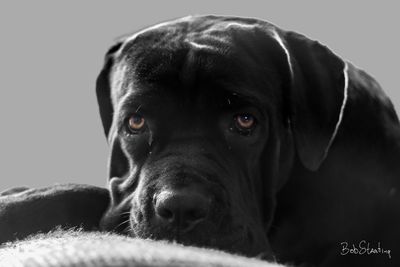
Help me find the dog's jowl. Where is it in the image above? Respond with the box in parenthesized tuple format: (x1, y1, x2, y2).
(97, 15, 400, 266)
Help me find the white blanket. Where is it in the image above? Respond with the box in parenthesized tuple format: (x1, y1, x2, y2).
(0, 230, 285, 267)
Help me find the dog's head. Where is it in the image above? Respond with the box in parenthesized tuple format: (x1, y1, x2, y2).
(97, 15, 347, 258)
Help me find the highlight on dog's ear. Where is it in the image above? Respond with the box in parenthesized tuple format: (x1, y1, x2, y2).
(96, 41, 124, 138)
(277, 31, 348, 171)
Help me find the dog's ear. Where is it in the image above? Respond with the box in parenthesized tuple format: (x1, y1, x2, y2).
(96, 42, 124, 138)
(96, 41, 131, 180)
(276, 30, 348, 171)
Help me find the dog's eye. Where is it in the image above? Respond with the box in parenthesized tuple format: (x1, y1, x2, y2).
(128, 114, 146, 132)
(234, 114, 256, 131)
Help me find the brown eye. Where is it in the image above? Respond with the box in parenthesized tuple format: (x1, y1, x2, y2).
(128, 114, 145, 132)
(235, 114, 256, 130)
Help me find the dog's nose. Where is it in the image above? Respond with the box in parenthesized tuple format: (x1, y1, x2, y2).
(154, 189, 210, 232)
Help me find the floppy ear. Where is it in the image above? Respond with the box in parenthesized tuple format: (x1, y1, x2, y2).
(277, 31, 348, 171)
(96, 42, 124, 138)
(96, 42, 130, 180)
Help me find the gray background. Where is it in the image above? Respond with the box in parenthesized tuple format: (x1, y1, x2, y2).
(0, 1, 399, 190)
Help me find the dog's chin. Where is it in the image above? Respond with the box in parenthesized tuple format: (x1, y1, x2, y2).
(129, 218, 272, 259)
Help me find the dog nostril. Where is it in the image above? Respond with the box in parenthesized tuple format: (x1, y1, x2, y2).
(157, 206, 174, 221)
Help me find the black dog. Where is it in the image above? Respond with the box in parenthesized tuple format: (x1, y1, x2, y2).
(1, 15, 399, 266)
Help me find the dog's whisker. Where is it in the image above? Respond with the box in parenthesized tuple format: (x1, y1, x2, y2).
(123, 223, 133, 235)
(112, 219, 131, 232)
(118, 211, 131, 217)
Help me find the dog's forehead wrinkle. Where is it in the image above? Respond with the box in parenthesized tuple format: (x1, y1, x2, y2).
(118, 19, 280, 89)
(187, 41, 214, 50)
(119, 15, 241, 54)
(179, 47, 197, 89)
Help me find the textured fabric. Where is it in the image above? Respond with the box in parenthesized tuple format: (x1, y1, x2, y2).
(0, 231, 284, 267)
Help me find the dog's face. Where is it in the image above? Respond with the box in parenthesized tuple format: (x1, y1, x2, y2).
(98, 15, 348, 258)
